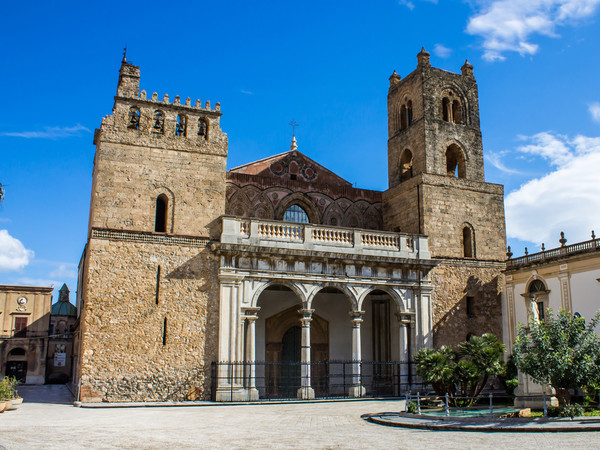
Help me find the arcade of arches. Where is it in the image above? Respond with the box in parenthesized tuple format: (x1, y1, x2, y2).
(215, 231, 435, 401)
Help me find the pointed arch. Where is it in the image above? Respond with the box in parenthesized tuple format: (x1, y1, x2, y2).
(275, 192, 320, 224)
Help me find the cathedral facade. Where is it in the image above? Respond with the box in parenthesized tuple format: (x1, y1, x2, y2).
(75, 49, 506, 402)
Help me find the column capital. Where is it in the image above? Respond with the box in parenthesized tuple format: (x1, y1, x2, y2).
(349, 310, 365, 327)
(298, 308, 314, 317)
(395, 311, 415, 326)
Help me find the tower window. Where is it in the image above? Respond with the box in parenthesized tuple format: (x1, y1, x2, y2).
(400, 149, 413, 182)
(442, 98, 450, 122)
(400, 105, 407, 130)
(153, 110, 164, 134)
(462, 226, 474, 258)
(407, 100, 413, 126)
(176, 115, 187, 137)
(283, 204, 309, 223)
(452, 100, 462, 124)
(446, 144, 466, 178)
(155, 194, 168, 232)
(198, 118, 209, 140)
(128, 107, 140, 130)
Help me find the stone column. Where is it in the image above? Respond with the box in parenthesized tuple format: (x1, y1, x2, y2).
(396, 313, 413, 391)
(244, 310, 260, 401)
(297, 309, 315, 399)
(348, 311, 366, 397)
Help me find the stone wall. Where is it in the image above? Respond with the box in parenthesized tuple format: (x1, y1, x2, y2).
(430, 260, 504, 347)
(78, 236, 219, 402)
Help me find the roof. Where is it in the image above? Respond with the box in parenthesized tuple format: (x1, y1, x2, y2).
(229, 149, 353, 187)
(51, 300, 77, 317)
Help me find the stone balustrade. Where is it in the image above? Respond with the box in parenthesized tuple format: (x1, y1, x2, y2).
(507, 237, 600, 267)
(222, 216, 431, 260)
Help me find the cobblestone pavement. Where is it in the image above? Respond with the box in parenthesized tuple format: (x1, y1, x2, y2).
(1, 386, 599, 449)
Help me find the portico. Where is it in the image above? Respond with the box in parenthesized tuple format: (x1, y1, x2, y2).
(214, 216, 436, 401)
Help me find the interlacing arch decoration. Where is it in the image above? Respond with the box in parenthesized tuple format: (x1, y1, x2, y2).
(275, 192, 321, 224)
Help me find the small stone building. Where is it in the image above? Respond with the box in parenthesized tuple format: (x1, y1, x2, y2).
(0, 284, 53, 384)
(75, 49, 506, 402)
(46, 284, 77, 384)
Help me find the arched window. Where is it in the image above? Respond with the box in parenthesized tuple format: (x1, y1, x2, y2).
(283, 204, 309, 223)
(400, 149, 413, 182)
(446, 144, 466, 178)
(153, 110, 164, 134)
(528, 280, 546, 294)
(128, 107, 140, 130)
(155, 194, 168, 232)
(198, 118, 209, 140)
(176, 115, 187, 137)
(528, 279, 548, 321)
(462, 226, 474, 257)
(400, 105, 407, 130)
(452, 100, 462, 124)
(442, 98, 450, 122)
(407, 100, 413, 126)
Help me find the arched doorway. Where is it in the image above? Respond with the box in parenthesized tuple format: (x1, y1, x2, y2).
(262, 304, 329, 398)
(6, 347, 27, 382)
(361, 290, 401, 396)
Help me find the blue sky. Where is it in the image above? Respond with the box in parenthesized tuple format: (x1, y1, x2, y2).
(1, 0, 600, 300)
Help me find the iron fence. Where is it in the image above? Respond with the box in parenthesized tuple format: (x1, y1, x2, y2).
(211, 360, 424, 402)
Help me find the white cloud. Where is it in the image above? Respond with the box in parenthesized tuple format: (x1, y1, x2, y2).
(506, 132, 600, 245)
(0, 229, 34, 272)
(398, 0, 415, 10)
(240, 90, 254, 95)
(466, 0, 600, 61)
(589, 102, 600, 122)
(433, 43, 453, 58)
(517, 131, 573, 165)
(49, 263, 77, 279)
(485, 150, 524, 174)
(13, 277, 58, 288)
(0, 124, 90, 139)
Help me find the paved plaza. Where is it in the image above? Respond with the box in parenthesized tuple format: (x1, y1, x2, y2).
(1, 386, 599, 449)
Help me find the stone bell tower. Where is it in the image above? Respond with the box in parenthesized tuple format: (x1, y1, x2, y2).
(383, 48, 506, 346)
(76, 56, 227, 403)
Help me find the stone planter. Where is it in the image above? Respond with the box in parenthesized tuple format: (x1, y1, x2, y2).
(0, 401, 5, 413)
(8, 398, 22, 410)
(1, 400, 12, 412)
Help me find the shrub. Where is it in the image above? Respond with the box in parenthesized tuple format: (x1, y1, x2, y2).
(406, 401, 418, 414)
(561, 404, 584, 419)
(0, 376, 19, 401)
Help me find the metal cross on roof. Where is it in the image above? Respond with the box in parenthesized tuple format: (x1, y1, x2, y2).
(289, 119, 299, 137)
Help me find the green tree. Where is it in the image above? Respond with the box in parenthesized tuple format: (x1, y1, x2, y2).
(513, 308, 600, 406)
(414, 333, 506, 406)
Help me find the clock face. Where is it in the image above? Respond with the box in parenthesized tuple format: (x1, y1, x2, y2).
(17, 297, 28, 306)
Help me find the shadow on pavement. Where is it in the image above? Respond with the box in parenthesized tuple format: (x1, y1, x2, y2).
(17, 384, 75, 405)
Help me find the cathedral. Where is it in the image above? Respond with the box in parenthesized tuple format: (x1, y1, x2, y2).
(74, 48, 506, 402)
